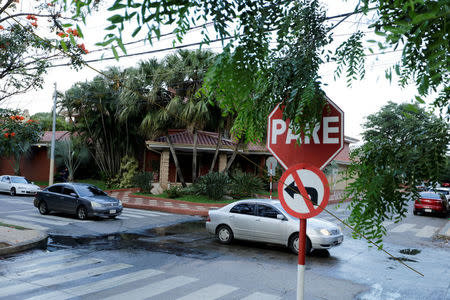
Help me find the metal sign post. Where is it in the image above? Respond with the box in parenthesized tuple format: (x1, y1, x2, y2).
(266, 157, 278, 200)
(278, 163, 330, 300)
(298, 219, 307, 300)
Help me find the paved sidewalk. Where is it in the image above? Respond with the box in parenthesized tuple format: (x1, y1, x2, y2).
(0, 225, 47, 256)
(109, 190, 227, 217)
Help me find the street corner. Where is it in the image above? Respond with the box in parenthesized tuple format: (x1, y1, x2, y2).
(0, 225, 48, 256)
(436, 220, 450, 240)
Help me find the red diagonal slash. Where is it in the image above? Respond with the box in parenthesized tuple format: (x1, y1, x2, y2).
(291, 170, 315, 212)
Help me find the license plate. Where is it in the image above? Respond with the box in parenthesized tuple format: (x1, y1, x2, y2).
(109, 209, 116, 214)
(424, 208, 432, 213)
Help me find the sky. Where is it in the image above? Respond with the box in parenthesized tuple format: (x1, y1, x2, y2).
(0, 0, 436, 141)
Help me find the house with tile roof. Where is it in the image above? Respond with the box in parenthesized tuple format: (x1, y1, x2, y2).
(144, 129, 358, 192)
(0, 131, 70, 181)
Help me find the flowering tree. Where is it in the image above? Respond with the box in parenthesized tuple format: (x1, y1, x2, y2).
(0, 1, 89, 102)
(0, 109, 43, 175)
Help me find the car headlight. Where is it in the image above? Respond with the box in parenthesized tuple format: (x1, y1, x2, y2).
(91, 201, 102, 208)
(319, 229, 331, 236)
(118, 200, 122, 206)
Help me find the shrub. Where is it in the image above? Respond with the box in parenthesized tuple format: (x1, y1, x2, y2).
(166, 185, 183, 198)
(229, 170, 264, 198)
(133, 171, 153, 193)
(108, 156, 139, 188)
(192, 172, 230, 200)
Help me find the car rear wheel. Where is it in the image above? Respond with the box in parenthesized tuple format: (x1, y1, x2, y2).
(289, 233, 312, 255)
(77, 206, 88, 220)
(216, 225, 233, 244)
(10, 187, 16, 196)
(38, 201, 49, 215)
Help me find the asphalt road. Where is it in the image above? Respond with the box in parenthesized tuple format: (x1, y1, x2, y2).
(0, 193, 448, 299)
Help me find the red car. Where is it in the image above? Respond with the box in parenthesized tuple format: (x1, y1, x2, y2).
(414, 192, 448, 217)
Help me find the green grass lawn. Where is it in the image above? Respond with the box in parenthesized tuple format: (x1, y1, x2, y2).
(135, 192, 236, 204)
(0, 222, 28, 230)
(256, 190, 279, 198)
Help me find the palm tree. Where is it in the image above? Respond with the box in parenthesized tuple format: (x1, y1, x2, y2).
(59, 67, 143, 180)
(118, 50, 217, 185)
(53, 136, 90, 181)
(163, 50, 216, 182)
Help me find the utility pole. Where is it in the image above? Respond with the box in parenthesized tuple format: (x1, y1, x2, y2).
(48, 83, 57, 185)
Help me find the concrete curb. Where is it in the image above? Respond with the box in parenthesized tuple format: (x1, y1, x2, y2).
(123, 203, 210, 217)
(436, 220, 450, 239)
(0, 230, 48, 256)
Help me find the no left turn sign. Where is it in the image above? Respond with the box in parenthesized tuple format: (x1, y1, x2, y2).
(278, 163, 330, 219)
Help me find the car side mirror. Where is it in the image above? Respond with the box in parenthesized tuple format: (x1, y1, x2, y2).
(70, 192, 78, 198)
(277, 214, 286, 220)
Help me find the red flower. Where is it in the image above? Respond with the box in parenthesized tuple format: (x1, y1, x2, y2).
(10, 132, 15, 137)
(0, 25, 4, 30)
(19, 116, 24, 120)
(4, 133, 8, 138)
(57, 32, 67, 38)
(9, 116, 15, 120)
(47, 3, 54, 6)
(31, 22, 38, 28)
(77, 43, 89, 54)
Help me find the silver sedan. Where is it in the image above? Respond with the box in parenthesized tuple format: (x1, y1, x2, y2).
(206, 199, 343, 254)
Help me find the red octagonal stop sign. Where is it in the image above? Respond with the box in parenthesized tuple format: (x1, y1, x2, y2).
(267, 98, 344, 170)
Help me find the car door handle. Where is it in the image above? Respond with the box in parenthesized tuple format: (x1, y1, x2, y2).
(255, 218, 261, 222)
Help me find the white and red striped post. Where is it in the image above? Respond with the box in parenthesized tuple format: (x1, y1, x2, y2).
(269, 173, 273, 200)
(297, 218, 307, 300)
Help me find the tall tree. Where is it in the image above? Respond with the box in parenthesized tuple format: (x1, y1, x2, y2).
(343, 102, 449, 244)
(53, 136, 90, 181)
(0, 1, 89, 102)
(68, 0, 449, 131)
(0, 109, 42, 175)
(59, 67, 144, 180)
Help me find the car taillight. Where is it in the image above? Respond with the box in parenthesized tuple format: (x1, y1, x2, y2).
(206, 215, 210, 222)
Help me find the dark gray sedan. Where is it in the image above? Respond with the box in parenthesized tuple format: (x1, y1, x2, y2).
(33, 183, 122, 220)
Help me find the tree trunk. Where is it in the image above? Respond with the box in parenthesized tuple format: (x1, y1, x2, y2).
(192, 129, 198, 182)
(223, 138, 241, 173)
(166, 135, 187, 187)
(209, 128, 223, 173)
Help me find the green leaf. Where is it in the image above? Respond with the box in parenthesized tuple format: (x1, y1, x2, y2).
(117, 38, 127, 54)
(105, 25, 117, 30)
(108, 3, 127, 11)
(60, 40, 68, 52)
(415, 96, 425, 104)
(131, 26, 142, 38)
(76, 24, 84, 38)
(111, 45, 119, 61)
(107, 14, 124, 24)
(62, 23, 73, 28)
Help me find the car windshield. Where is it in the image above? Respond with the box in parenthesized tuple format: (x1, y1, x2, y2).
(75, 185, 106, 197)
(11, 177, 29, 184)
(420, 192, 443, 200)
(435, 189, 449, 195)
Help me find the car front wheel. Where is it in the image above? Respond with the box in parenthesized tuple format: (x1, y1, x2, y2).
(10, 187, 16, 196)
(38, 201, 49, 215)
(77, 206, 88, 220)
(216, 225, 233, 244)
(289, 233, 311, 255)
